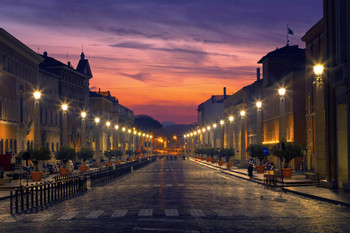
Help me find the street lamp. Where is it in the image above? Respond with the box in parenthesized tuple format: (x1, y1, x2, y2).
(278, 88, 286, 97)
(240, 110, 246, 117)
(106, 121, 111, 127)
(207, 126, 210, 130)
(256, 101, 262, 109)
(220, 120, 224, 125)
(314, 64, 324, 76)
(95, 117, 100, 124)
(122, 127, 126, 132)
(81, 111, 87, 118)
(213, 123, 217, 128)
(229, 116, 234, 122)
(61, 104, 68, 111)
(34, 91, 41, 101)
(115, 125, 119, 130)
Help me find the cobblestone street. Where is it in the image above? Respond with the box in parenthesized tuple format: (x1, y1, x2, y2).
(1, 158, 350, 233)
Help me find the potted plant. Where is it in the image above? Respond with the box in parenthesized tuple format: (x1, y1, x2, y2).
(114, 149, 123, 164)
(221, 148, 234, 169)
(56, 147, 76, 175)
(20, 147, 52, 182)
(272, 140, 304, 178)
(126, 150, 134, 161)
(104, 150, 114, 166)
(247, 144, 268, 173)
(77, 148, 94, 172)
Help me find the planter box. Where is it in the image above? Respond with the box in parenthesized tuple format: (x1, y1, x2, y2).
(282, 168, 293, 178)
(31, 172, 42, 182)
(256, 165, 265, 173)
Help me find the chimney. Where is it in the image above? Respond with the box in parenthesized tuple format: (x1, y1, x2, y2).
(256, 67, 261, 81)
(67, 61, 71, 67)
(223, 87, 227, 99)
(99, 88, 101, 94)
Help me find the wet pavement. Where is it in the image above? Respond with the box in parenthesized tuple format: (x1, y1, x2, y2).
(0, 157, 349, 233)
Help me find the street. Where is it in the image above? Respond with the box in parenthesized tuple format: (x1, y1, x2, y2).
(0, 157, 350, 233)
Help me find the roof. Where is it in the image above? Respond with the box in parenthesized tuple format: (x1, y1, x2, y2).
(39, 51, 92, 78)
(76, 52, 93, 78)
(0, 28, 43, 64)
(301, 18, 324, 42)
(258, 45, 305, 63)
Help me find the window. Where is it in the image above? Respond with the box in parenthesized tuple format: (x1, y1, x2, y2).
(14, 140, 17, 154)
(51, 142, 54, 152)
(0, 139, 3, 154)
(9, 139, 12, 153)
(0, 99, 2, 119)
(5, 139, 8, 153)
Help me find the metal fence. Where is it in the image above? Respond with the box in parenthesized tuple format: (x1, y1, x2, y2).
(9, 156, 159, 214)
(10, 176, 87, 214)
(90, 157, 157, 186)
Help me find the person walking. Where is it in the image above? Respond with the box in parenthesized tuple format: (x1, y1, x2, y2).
(248, 163, 254, 178)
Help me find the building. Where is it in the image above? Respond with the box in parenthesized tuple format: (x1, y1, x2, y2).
(197, 88, 227, 148)
(323, 0, 350, 189)
(223, 69, 262, 165)
(0, 28, 43, 157)
(89, 90, 134, 160)
(258, 44, 306, 170)
(301, 19, 325, 175)
(39, 51, 92, 153)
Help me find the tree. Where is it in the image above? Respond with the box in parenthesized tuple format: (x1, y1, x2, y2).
(20, 147, 52, 172)
(56, 147, 76, 169)
(247, 144, 268, 165)
(77, 148, 94, 163)
(271, 141, 304, 168)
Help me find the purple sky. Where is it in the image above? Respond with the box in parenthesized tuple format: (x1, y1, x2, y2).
(0, 0, 323, 124)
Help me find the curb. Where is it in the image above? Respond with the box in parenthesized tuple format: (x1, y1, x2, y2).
(191, 159, 265, 185)
(282, 187, 350, 208)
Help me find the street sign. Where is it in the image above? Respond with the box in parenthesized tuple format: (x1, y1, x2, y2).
(262, 147, 269, 156)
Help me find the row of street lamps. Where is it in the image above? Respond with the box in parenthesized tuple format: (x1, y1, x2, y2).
(32, 91, 153, 161)
(183, 64, 324, 163)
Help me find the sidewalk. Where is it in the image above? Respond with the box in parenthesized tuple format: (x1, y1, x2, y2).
(190, 158, 350, 207)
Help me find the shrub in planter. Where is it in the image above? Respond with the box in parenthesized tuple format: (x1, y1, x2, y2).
(20, 147, 52, 181)
(271, 140, 304, 178)
(77, 148, 94, 172)
(246, 144, 269, 173)
(56, 147, 76, 174)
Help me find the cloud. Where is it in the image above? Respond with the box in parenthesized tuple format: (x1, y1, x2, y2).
(119, 72, 153, 82)
(110, 42, 153, 49)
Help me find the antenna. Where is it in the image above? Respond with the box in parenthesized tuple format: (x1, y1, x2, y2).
(38, 47, 40, 53)
(66, 51, 69, 63)
(82, 43, 84, 53)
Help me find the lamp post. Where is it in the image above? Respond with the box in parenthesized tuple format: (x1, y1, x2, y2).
(278, 88, 286, 141)
(81, 111, 87, 148)
(33, 91, 41, 149)
(61, 104, 69, 147)
(207, 126, 211, 147)
(228, 116, 234, 149)
(122, 127, 126, 161)
(220, 120, 224, 148)
(256, 101, 262, 144)
(213, 123, 217, 148)
(313, 65, 327, 179)
(94, 117, 101, 161)
(240, 110, 246, 165)
(115, 124, 119, 151)
(106, 121, 111, 153)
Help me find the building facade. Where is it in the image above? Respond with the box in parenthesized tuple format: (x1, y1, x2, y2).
(0, 28, 43, 157)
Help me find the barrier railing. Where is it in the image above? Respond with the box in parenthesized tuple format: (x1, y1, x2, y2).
(10, 176, 87, 215)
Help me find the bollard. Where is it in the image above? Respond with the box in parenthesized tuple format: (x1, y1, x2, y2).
(131, 166, 134, 173)
(86, 177, 91, 190)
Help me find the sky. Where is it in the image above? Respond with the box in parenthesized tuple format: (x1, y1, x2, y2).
(0, 0, 323, 124)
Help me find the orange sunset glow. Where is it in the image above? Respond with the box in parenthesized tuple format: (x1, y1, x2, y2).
(0, 0, 322, 123)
